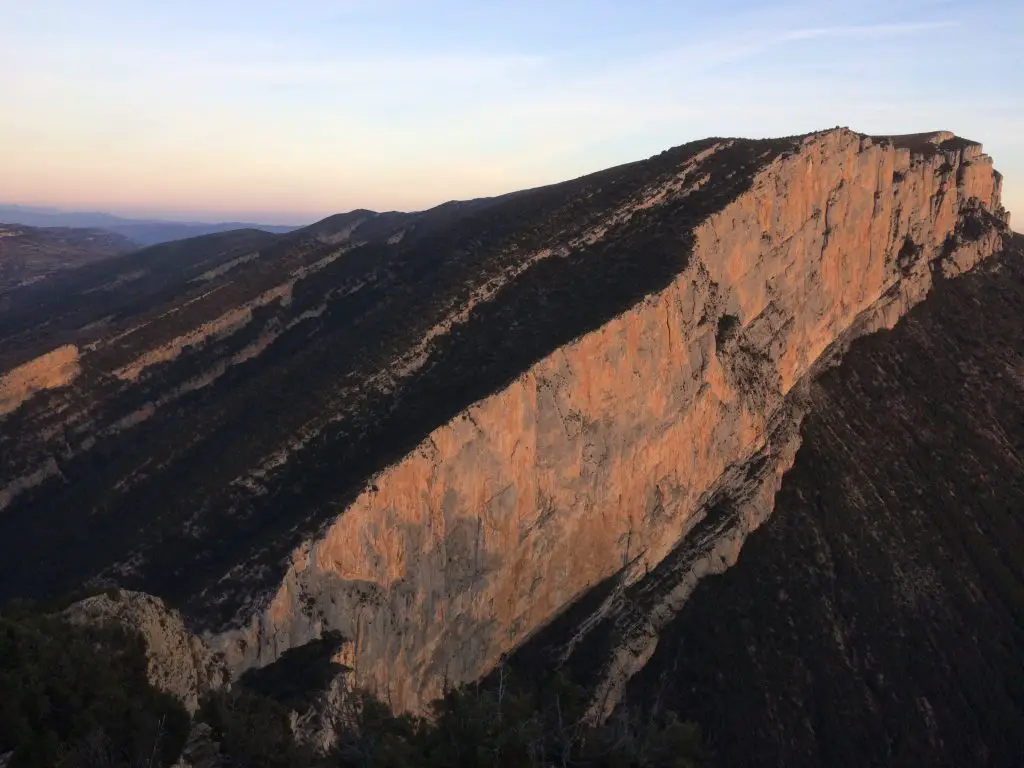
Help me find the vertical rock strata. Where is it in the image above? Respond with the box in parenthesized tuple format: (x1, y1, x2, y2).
(219, 129, 1008, 712)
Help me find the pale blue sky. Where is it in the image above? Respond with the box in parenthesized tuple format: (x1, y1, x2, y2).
(1, 0, 1021, 224)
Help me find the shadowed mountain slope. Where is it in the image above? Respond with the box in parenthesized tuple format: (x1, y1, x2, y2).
(0, 222, 137, 294)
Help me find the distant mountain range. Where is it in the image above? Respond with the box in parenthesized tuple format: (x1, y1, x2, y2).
(0, 204, 300, 246)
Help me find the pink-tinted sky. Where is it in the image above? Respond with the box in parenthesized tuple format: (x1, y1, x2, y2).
(2, 0, 1021, 225)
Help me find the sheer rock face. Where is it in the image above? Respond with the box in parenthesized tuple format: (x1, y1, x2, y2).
(216, 130, 1008, 712)
(0, 128, 1008, 716)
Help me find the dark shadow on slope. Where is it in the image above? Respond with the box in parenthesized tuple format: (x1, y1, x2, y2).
(239, 631, 348, 713)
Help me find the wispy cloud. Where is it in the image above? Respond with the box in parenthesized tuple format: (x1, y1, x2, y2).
(634, 18, 962, 77)
(783, 20, 959, 40)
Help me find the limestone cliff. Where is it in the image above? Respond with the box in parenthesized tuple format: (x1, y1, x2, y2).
(215, 130, 1008, 711)
(0, 128, 1008, 718)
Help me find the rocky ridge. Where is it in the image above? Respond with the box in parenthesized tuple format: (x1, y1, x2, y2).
(217, 129, 1008, 712)
(0, 128, 1009, 717)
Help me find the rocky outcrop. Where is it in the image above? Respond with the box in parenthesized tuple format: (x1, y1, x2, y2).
(0, 128, 1008, 719)
(171, 723, 225, 768)
(66, 590, 228, 714)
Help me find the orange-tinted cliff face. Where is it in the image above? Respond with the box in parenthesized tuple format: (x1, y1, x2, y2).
(0, 128, 1007, 719)
(211, 129, 1008, 712)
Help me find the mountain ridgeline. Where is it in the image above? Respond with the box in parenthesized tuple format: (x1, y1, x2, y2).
(0, 128, 1018, 764)
(0, 204, 298, 246)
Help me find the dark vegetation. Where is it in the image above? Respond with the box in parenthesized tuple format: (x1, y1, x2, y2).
(953, 199, 996, 243)
(0, 604, 704, 767)
(895, 234, 922, 274)
(877, 132, 981, 159)
(201, 669, 705, 768)
(0, 134, 800, 629)
(623, 238, 1024, 767)
(198, 687, 315, 768)
(238, 631, 348, 713)
(0, 610, 189, 767)
(327, 673, 704, 768)
(713, 313, 740, 347)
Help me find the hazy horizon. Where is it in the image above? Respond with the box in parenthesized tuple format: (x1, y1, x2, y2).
(2, 0, 1021, 223)
(0, 201, 310, 227)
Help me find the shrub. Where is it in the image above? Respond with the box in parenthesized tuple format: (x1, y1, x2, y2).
(715, 313, 741, 347)
(1, 608, 705, 768)
(327, 670, 707, 767)
(199, 687, 318, 768)
(0, 612, 189, 767)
